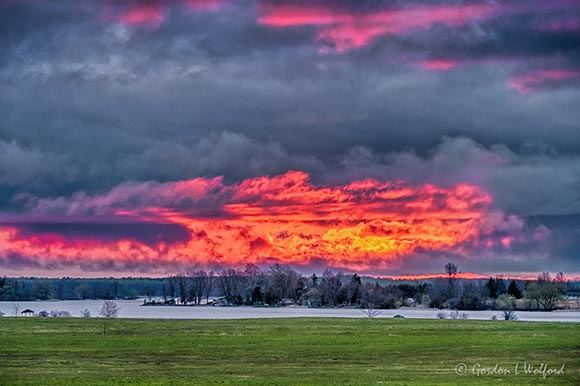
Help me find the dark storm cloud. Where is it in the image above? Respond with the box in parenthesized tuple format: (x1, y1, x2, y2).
(0, 0, 578, 162)
(8, 222, 191, 246)
(0, 140, 77, 188)
(335, 137, 580, 216)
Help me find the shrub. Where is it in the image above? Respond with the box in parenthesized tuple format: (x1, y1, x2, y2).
(502, 310, 518, 321)
(50, 310, 72, 318)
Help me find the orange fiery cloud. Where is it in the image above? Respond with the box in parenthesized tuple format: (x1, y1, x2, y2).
(258, 3, 496, 52)
(382, 273, 557, 281)
(0, 171, 506, 272)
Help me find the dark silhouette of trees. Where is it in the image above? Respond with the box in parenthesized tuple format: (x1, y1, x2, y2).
(175, 274, 188, 304)
(219, 268, 246, 305)
(507, 280, 522, 298)
(347, 274, 362, 306)
(187, 270, 205, 305)
(0, 278, 21, 301)
(320, 269, 343, 306)
(457, 283, 486, 310)
(444, 262, 458, 278)
(164, 276, 177, 302)
(486, 277, 506, 299)
(266, 264, 299, 304)
(32, 280, 54, 300)
(0, 267, 570, 313)
(204, 271, 216, 304)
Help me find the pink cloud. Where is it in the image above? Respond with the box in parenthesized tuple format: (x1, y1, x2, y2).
(258, 3, 497, 52)
(421, 60, 458, 71)
(500, 236, 514, 248)
(533, 225, 551, 241)
(118, 1, 164, 27)
(186, 0, 223, 11)
(536, 16, 580, 32)
(106, 0, 225, 28)
(509, 69, 580, 93)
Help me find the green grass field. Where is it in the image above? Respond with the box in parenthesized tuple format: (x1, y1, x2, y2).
(0, 318, 578, 385)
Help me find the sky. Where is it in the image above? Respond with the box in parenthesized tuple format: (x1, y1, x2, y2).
(0, 0, 579, 278)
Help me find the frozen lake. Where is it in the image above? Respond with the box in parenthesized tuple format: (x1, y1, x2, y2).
(1, 300, 579, 322)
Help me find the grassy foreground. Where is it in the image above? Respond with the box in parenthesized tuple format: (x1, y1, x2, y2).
(0, 318, 578, 385)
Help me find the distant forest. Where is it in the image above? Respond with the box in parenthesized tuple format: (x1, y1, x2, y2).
(1, 263, 577, 312)
(0, 277, 164, 301)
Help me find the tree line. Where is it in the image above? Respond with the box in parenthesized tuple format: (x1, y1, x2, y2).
(0, 277, 164, 301)
(1, 264, 572, 312)
(158, 263, 571, 312)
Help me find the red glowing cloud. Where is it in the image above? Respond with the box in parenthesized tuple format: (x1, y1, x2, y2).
(258, 3, 496, 52)
(0, 171, 510, 272)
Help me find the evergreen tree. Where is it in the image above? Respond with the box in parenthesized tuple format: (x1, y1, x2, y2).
(507, 280, 522, 299)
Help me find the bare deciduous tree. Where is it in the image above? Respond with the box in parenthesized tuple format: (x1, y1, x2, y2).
(219, 269, 246, 305)
(267, 264, 299, 304)
(175, 274, 189, 304)
(321, 269, 343, 306)
(444, 262, 458, 279)
(12, 303, 21, 316)
(245, 264, 267, 304)
(99, 300, 120, 318)
(204, 271, 215, 305)
(80, 309, 91, 318)
(188, 270, 206, 305)
(163, 276, 177, 303)
(144, 285, 155, 303)
(361, 302, 381, 318)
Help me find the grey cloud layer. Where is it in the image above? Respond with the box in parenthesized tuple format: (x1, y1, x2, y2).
(337, 137, 580, 216)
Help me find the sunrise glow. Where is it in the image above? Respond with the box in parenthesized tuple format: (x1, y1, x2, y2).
(0, 171, 503, 272)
